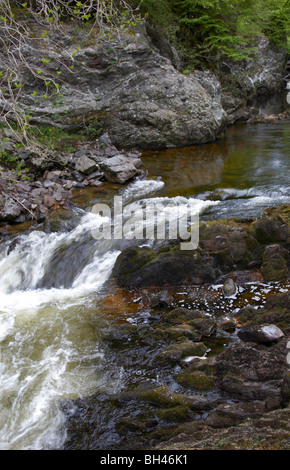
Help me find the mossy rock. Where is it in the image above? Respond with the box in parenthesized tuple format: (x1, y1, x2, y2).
(156, 405, 193, 423)
(154, 340, 207, 365)
(255, 218, 289, 245)
(161, 325, 201, 341)
(261, 244, 288, 282)
(236, 292, 290, 332)
(163, 307, 205, 323)
(187, 317, 217, 337)
(139, 385, 211, 410)
(139, 385, 184, 408)
(153, 348, 183, 365)
(167, 340, 207, 358)
(112, 245, 217, 288)
(174, 369, 215, 391)
(115, 416, 149, 435)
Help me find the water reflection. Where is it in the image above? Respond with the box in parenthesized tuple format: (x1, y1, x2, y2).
(141, 122, 290, 219)
(141, 141, 228, 197)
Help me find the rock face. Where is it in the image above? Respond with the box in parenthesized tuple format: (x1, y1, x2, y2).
(6, 27, 227, 150)
(112, 204, 290, 287)
(216, 37, 288, 124)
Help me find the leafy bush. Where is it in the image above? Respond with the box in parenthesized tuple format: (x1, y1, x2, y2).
(137, 0, 290, 66)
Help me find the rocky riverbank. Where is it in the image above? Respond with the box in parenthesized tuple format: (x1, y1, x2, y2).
(150, 290, 290, 450)
(0, 132, 143, 226)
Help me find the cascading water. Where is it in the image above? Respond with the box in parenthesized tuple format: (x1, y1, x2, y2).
(0, 177, 218, 450)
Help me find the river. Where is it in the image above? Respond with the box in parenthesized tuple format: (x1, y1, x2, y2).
(0, 118, 289, 449)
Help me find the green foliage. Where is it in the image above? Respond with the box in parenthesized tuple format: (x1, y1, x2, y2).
(137, 0, 290, 66)
(30, 125, 85, 151)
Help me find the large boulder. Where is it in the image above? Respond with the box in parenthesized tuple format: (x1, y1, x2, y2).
(6, 28, 227, 150)
(111, 245, 217, 288)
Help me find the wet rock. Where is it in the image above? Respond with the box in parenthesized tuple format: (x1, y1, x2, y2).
(212, 335, 290, 402)
(219, 319, 236, 333)
(153, 348, 183, 365)
(112, 245, 217, 288)
(236, 291, 290, 332)
(154, 340, 207, 365)
(156, 405, 194, 423)
(205, 402, 266, 428)
(174, 368, 215, 391)
(281, 371, 290, 405)
(213, 339, 288, 382)
(163, 308, 204, 323)
(237, 324, 284, 345)
(154, 408, 290, 450)
(137, 385, 213, 413)
(188, 317, 217, 338)
(148, 290, 174, 309)
(160, 325, 201, 342)
(115, 416, 153, 435)
(138, 385, 186, 409)
(112, 204, 290, 288)
(220, 375, 282, 402)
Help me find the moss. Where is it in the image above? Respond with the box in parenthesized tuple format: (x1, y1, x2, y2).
(167, 340, 207, 358)
(139, 385, 184, 408)
(115, 417, 148, 435)
(187, 317, 217, 337)
(153, 348, 183, 365)
(261, 259, 288, 282)
(174, 369, 215, 391)
(163, 307, 204, 323)
(164, 325, 200, 341)
(156, 405, 192, 423)
(30, 125, 85, 151)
